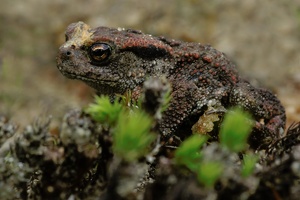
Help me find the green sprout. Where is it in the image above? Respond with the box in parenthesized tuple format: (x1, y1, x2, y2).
(174, 107, 255, 187)
(174, 134, 208, 171)
(241, 153, 258, 177)
(197, 161, 223, 188)
(220, 107, 253, 152)
(85, 96, 123, 125)
(174, 135, 223, 188)
(161, 87, 172, 113)
(113, 110, 155, 162)
(86, 95, 155, 162)
(116, 90, 141, 109)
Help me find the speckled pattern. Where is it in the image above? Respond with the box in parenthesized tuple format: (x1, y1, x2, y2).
(57, 22, 286, 141)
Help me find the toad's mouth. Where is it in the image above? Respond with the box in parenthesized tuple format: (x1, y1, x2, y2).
(61, 71, 123, 94)
(56, 60, 120, 84)
(60, 71, 119, 84)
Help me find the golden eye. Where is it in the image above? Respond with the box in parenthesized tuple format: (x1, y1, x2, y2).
(89, 43, 111, 63)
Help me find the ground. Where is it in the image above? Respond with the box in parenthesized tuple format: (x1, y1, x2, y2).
(0, 0, 299, 134)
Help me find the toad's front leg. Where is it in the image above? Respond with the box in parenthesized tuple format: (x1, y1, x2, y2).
(229, 81, 286, 149)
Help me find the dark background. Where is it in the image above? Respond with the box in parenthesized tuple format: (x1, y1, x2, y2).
(0, 0, 299, 128)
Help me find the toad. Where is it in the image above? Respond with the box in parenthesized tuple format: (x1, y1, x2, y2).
(57, 22, 285, 147)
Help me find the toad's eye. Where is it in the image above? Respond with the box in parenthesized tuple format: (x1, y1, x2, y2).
(89, 43, 112, 63)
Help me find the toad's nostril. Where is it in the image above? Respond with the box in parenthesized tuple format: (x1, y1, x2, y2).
(59, 46, 73, 58)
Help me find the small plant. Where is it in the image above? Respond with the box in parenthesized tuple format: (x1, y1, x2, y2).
(85, 96, 123, 125)
(174, 135, 224, 187)
(86, 95, 155, 162)
(174, 107, 256, 187)
(161, 87, 172, 113)
(174, 134, 207, 171)
(197, 161, 223, 188)
(175, 134, 224, 187)
(113, 110, 155, 162)
(220, 107, 253, 152)
(241, 153, 258, 177)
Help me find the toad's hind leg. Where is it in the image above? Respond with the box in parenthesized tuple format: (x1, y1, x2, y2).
(229, 81, 286, 149)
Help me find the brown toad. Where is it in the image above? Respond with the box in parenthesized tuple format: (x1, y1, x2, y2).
(56, 22, 285, 147)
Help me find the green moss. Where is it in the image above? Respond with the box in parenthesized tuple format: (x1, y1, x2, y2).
(161, 87, 172, 113)
(174, 134, 207, 171)
(85, 96, 123, 126)
(197, 161, 223, 188)
(86, 95, 155, 162)
(241, 153, 258, 177)
(220, 107, 253, 152)
(113, 110, 155, 162)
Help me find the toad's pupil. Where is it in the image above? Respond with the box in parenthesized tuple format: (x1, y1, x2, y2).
(90, 43, 111, 62)
(94, 49, 105, 57)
